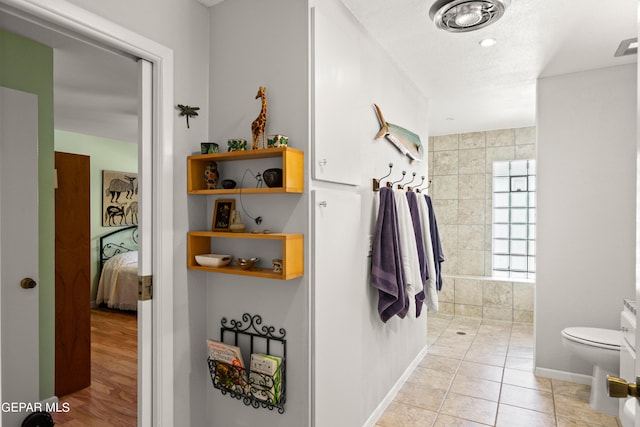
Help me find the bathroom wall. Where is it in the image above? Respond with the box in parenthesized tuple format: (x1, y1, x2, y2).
(311, 1, 430, 425)
(536, 64, 637, 378)
(208, 0, 430, 425)
(428, 127, 536, 322)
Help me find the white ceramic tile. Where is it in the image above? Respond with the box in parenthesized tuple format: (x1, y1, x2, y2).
(434, 150, 460, 175)
(458, 199, 485, 225)
(483, 281, 513, 308)
(458, 174, 485, 200)
(513, 283, 534, 311)
(454, 279, 483, 305)
(485, 146, 515, 172)
(515, 127, 536, 146)
(458, 225, 485, 251)
(486, 129, 515, 147)
(433, 174, 459, 199)
(515, 143, 535, 160)
(459, 132, 486, 149)
(457, 250, 485, 275)
(459, 148, 486, 174)
(433, 134, 459, 151)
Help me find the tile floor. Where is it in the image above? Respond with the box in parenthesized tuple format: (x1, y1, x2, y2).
(375, 313, 622, 427)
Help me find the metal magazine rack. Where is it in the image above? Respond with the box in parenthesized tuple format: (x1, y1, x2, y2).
(207, 313, 287, 413)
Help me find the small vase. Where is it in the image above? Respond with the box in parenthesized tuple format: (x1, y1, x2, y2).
(229, 210, 246, 233)
(204, 161, 219, 189)
(272, 258, 283, 273)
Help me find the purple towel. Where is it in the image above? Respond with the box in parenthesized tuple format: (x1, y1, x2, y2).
(371, 187, 408, 321)
(406, 191, 427, 317)
(425, 195, 445, 291)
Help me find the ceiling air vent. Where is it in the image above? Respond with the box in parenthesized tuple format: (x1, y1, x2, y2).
(429, 0, 511, 33)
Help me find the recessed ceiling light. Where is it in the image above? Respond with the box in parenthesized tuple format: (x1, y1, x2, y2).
(479, 38, 496, 47)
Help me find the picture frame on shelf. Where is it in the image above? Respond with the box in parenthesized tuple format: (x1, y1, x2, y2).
(212, 199, 235, 231)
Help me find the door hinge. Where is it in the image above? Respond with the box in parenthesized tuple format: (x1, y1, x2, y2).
(138, 275, 152, 301)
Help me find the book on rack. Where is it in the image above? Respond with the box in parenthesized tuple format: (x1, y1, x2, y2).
(207, 339, 247, 390)
(249, 353, 283, 404)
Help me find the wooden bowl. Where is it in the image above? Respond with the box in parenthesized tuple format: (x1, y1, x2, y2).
(235, 257, 259, 269)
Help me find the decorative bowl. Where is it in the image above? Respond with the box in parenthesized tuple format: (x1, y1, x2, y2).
(221, 179, 236, 189)
(195, 254, 232, 268)
(262, 168, 283, 188)
(235, 257, 259, 270)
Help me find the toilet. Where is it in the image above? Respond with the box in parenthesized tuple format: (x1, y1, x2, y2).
(561, 327, 621, 416)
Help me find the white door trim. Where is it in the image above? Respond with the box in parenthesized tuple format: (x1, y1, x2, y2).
(137, 58, 154, 427)
(0, 0, 175, 425)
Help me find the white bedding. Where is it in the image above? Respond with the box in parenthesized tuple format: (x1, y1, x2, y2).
(97, 250, 138, 311)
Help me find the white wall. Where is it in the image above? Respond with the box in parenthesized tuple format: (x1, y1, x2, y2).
(536, 64, 637, 377)
(207, 1, 310, 426)
(311, 1, 430, 425)
(207, 0, 430, 426)
(63, 0, 211, 424)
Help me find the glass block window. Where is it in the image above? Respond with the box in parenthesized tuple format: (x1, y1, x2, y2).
(492, 159, 536, 279)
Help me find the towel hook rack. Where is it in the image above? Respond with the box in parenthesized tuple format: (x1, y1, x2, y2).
(372, 163, 394, 192)
(401, 172, 417, 189)
(390, 170, 407, 187)
(407, 175, 425, 192)
(414, 178, 432, 193)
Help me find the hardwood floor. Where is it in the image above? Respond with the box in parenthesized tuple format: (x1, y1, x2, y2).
(51, 308, 137, 426)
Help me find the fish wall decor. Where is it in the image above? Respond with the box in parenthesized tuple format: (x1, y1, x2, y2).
(373, 103, 424, 163)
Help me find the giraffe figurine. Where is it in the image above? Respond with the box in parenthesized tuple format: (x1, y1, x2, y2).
(251, 86, 267, 150)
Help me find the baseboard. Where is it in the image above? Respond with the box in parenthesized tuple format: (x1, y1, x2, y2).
(362, 344, 429, 427)
(535, 366, 592, 385)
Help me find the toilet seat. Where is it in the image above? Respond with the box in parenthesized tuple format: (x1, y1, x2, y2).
(562, 327, 621, 350)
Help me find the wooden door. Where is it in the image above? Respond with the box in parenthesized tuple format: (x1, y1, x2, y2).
(55, 151, 91, 396)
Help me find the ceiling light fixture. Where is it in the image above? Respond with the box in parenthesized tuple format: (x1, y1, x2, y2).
(479, 38, 496, 47)
(429, 0, 511, 33)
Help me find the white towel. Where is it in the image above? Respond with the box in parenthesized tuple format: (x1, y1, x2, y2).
(393, 188, 423, 319)
(417, 195, 439, 313)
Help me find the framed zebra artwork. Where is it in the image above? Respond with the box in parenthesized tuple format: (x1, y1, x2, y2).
(102, 170, 139, 227)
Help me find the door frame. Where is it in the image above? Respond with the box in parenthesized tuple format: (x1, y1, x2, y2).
(0, 0, 175, 425)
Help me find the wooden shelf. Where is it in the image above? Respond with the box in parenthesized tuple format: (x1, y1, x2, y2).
(187, 231, 304, 280)
(187, 147, 304, 194)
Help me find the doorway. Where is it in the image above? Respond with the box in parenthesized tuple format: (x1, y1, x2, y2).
(0, 1, 175, 425)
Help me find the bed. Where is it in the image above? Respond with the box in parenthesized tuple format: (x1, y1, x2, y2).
(96, 225, 139, 311)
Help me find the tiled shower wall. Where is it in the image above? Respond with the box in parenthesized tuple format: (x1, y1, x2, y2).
(428, 127, 536, 322)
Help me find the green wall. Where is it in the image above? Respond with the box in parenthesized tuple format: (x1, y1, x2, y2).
(55, 130, 138, 301)
(0, 29, 55, 398)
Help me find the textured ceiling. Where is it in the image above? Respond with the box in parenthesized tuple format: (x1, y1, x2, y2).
(0, 0, 637, 141)
(340, 0, 638, 135)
